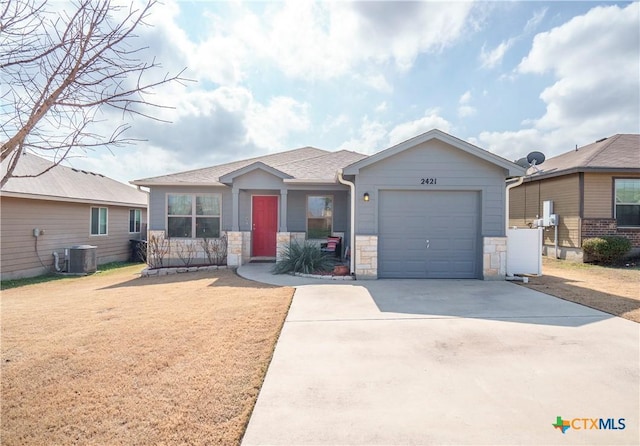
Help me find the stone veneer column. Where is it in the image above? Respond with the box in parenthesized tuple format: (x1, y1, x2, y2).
(227, 231, 244, 266)
(483, 237, 507, 280)
(276, 232, 291, 262)
(241, 231, 251, 264)
(355, 235, 378, 279)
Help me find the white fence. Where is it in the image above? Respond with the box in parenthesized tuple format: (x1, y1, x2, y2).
(507, 228, 543, 276)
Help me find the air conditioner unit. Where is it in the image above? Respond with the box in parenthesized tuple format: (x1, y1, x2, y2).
(68, 245, 97, 274)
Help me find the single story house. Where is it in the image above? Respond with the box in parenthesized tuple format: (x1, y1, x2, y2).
(1, 153, 148, 280)
(508, 134, 640, 260)
(132, 129, 525, 279)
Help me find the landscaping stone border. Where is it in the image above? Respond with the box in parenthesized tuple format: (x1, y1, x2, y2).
(291, 272, 354, 281)
(141, 265, 230, 277)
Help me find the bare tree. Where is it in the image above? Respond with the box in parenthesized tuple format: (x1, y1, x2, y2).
(0, 0, 189, 187)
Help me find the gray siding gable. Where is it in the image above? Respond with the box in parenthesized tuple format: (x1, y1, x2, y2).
(344, 129, 524, 177)
(354, 138, 507, 237)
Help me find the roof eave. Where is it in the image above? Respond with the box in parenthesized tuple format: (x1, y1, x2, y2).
(1, 191, 148, 207)
(130, 181, 226, 187)
(283, 179, 339, 185)
(525, 166, 640, 182)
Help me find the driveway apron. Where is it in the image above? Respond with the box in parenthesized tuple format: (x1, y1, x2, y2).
(241, 279, 640, 445)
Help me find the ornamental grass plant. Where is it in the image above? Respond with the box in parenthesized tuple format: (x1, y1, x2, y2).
(272, 241, 335, 275)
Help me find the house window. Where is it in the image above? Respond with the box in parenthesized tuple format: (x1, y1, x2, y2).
(615, 179, 640, 227)
(167, 194, 221, 238)
(307, 195, 333, 239)
(90, 207, 108, 235)
(129, 209, 142, 233)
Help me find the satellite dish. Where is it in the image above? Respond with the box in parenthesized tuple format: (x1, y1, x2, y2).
(526, 151, 546, 166)
(515, 157, 530, 168)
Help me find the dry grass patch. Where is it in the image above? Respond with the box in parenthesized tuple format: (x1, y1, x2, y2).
(1, 265, 294, 445)
(519, 257, 640, 322)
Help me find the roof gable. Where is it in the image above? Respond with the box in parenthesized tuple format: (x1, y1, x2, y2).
(343, 129, 525, 177)
(219, 162, 292, 184)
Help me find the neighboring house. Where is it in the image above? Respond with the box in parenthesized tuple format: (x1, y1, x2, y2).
(1, 153, 148, 280)
(508, 134, 640, 261)
(133, 129, 524, 279)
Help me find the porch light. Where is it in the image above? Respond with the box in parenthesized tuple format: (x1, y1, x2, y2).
(363, 192, 370, 202)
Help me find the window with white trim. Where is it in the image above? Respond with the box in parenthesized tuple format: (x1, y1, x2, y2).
(615, 179, 640, 227)
(129, 209, 142, 233)
(167, 194, 221, 238)
(307, 195, 333, 239)
(90, 207, 108, 235)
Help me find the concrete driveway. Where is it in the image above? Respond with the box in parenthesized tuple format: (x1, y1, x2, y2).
(240, 270, 639, 445)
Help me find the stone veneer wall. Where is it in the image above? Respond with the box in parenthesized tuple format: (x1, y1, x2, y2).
(483, 237, 506, 280)
(276, 232, 290, 262)
(227, 231, 251, 266)
(355, 235, 378, 279)
(276, 232, 307, 261)
(147, 230, 233, 267)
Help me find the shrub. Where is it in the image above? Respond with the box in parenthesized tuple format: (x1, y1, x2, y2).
(272, 241, 335, 275)
(582, 236, 632, 265)
(200, 235, 228, 266)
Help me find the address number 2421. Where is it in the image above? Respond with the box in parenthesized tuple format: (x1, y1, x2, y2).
(420, 178, 437, 185)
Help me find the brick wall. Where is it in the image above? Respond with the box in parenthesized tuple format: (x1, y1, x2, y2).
(581, 218, 640, 247)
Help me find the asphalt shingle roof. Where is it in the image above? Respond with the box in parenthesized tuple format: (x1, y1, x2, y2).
(1, 153, 148, 206)
(132, 147, 368, 185)
(528, 134, 640, 178)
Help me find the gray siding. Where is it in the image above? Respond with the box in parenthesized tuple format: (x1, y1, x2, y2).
(147, 185, 351, 243)
(148, 186, 232, 231)
(239, 190, 281, 232)
(232, 169, 285, 190)
(286, 190, 350, 235)
(1, 197, 147, 280)
(354, 139, 507, 237)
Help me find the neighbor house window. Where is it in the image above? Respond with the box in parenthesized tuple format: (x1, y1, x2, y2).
(615, 179, 640, 227)
(90, 207, 108, 235)
(167, 194, 221, 238)
(129, 209, 142, 233)
(307, 195, 333, 239)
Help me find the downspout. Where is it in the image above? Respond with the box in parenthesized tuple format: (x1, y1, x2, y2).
(505, 176, 524, 233)
(337, 169, 355, 276)
(504, 176, 525, 280)
(53, 251, 62, 272)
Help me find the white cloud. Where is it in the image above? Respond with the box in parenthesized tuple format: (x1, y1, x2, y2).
(457, 91, 476, 117)
(388, 111, 452, 145)
(476, 3, 639, 161)
(374, 101, 388, 113)
(322, 114, 349, 134)
(69, 145, 192, 184)
(355, 73, 393, 93)
(338, 110, 453, 154)
(338, 117, 388, 153)
(174, 1, 478, 84)
(479, 38, 515, 69)
(524, 7, 548, 33)
(245, 96, 310, 150)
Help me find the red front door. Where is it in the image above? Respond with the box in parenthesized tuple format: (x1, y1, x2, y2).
(252, 196, 278, 257)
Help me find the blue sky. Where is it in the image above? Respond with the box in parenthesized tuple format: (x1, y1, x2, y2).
(70, 1, 639, 183)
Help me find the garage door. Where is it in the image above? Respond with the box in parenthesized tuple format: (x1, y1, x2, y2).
(379, 190, 480, 278)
